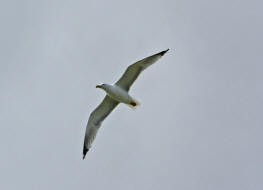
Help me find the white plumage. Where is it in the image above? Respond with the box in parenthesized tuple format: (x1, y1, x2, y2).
(83, 49, 169, 159)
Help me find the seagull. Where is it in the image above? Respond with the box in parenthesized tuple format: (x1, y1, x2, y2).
(83, 49, 169, 159)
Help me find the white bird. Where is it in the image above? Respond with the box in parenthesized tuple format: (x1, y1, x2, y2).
(83, 49, 169, 159)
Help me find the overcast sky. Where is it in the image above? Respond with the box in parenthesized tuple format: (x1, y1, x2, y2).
(1, 0, 262, 189)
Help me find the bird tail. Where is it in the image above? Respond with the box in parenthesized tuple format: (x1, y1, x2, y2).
(127, 98, 141, 110)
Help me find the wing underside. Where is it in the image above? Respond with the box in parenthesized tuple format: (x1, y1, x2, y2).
(83, 95, 118, 158)
(115, 49, 169, 91)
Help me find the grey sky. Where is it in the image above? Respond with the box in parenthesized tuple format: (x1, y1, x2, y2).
(0, 0, 262, 189)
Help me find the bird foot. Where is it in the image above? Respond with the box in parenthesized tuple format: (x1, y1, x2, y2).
(130, 101, 137, 106)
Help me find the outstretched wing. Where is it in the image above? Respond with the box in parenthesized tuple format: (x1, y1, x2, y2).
(83, 95, 119, 159)
(115, 49, 169, 91)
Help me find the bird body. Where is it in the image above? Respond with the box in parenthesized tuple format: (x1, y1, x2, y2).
(97, 84, 132, 104)
(96, 84, 137, 106)
(83, 49, 169, 159)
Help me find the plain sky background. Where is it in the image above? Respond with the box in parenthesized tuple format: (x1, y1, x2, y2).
(0, 0, 262, 189)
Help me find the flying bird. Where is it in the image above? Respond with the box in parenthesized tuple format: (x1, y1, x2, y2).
(83, 49, 169, 159)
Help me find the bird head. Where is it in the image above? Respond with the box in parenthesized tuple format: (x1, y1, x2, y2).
(96, 84, 105, 89)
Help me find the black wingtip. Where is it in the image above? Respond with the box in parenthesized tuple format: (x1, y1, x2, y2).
(159, 49, 169, 56)
(83, 146, 89, 160)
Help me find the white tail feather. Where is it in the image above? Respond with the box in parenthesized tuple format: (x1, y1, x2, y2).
(127, 98, 141, 110)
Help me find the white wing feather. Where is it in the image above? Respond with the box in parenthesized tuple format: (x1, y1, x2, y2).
(115, 49, 169, 91)
(83, 96, 118, 158)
